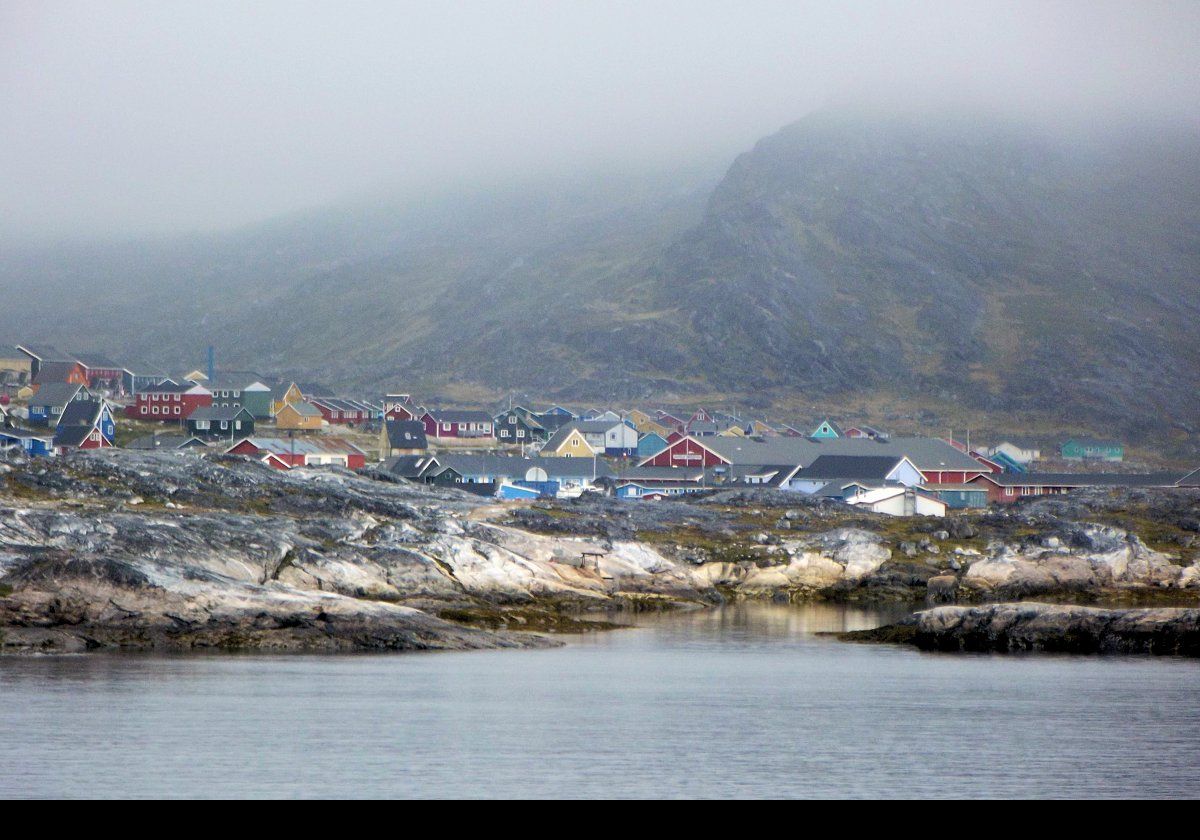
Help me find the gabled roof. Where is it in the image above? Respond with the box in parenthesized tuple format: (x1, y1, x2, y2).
(798, 455, 906, 480)
(542, 419, 628, 452)
(280, 401, 323, 418)
(16, 344, 72, 363)
(640, 434, 985, 472)
(141, 381, 209, 395)
(529, 457, 615, 479)
(493, 406, 547, 430)
(228, 436, 365, 458)
(310, 396, 374, 413)
(846, 486, 944, 507)
(32, 360, 83, 384)
(989, 437, 1044, 451)
(383, 454, 441, 478)
(30, 382, 87, 409)
(204, 377, 263, 392)
(383, 420, 427, 449)
(295, 382, 335, 398)
(1061, 437, 1123, 448)
(812, 419, 844, 436)
(431, 454, 527, 479)
(427, 409, 494, 424)
(58, 398, 106, 428)
(51, 424, 95, 448)
(812, 479, 901, 498)
(188, 405, 253, 422)
(127, 434, 209, 450)
(72, 352, 121, 369)
(123, 358, 171, 374)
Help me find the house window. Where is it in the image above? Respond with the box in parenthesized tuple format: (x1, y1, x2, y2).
(442, 423, 451, 431)
(195, 420, 210, 430)
(174, 406, 180, 415)
(500, 429, 509, 438)
(517, 430, 524, 438)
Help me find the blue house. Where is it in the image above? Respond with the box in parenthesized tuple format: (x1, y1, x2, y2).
(52, 400, 116, 453)
(0, 428, 56, 457)
(637, 432, 669, 459)
(27, 382, 91, 427)
(498, 482, 543, 500)
(989, 451, 1028, 474)
(810, 419, 843, 439)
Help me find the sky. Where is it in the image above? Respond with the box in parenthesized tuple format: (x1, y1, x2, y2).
(2, 0, 1199, 239)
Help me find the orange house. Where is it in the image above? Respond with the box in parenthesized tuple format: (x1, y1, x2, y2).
(274, 400, 325, 431)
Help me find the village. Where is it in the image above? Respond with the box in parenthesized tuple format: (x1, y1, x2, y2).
(1, 343, 1197, 517)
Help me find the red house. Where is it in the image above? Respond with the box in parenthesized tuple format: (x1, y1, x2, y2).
(640, 435, 729, 467)
(383, 393, 417, 421)
(308, 397, 374, 425)
(970, 451, 1005, 474)
(421, 410, 495, 439)
(125, 382, 212, 422)
(226, 436, 367, 470)
(74, 354, 126, 394)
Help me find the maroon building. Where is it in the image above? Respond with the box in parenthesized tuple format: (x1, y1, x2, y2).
(125, 382, 212, 422)
(421, 410, 495, 439)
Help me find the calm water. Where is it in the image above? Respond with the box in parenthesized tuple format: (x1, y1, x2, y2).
(1, 603, 1198, 799)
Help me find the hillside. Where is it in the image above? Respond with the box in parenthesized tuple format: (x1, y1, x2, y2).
(4, 110, 1199, 442)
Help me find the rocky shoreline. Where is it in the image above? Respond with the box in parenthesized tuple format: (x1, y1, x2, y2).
(1, 451, 1198, 654)
(841, 602, 1200, 656)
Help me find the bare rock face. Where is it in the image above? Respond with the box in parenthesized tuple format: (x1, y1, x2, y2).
(912, 603, 1200, 656)
(3, 452, 1198, 655)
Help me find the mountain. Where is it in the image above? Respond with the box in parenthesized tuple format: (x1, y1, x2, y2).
(4, 110, 1199, 441)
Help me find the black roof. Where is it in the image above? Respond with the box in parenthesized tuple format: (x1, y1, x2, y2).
(800, 454, 904, 480)
(384, 420, 427, 449)
(188, 405, 252, 422)
(33, 360, 82, 384)
(52, 425, 94, 448)
(58, 399, 103, 428)
(430, 409, 493, 424)
(30, 382, 87, 409)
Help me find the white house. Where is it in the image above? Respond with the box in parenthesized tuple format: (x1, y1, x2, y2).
(845, 487, 946, 517)
(986, 440, 1041, 465)
(786, 455, 924, 494)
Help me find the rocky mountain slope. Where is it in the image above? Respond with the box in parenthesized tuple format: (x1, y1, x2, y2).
(1, 452, 1197, 653)
(4, 110, 1199, 437)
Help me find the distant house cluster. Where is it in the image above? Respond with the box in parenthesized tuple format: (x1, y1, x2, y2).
(2, 341, 1195, 517)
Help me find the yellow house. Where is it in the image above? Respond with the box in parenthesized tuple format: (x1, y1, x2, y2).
(718, 425, 746, 437)
(626, 409, 670, 437)
(274, 400, 325, 431)
(540, 427, 597, 458)
(271, 382, 305, 417)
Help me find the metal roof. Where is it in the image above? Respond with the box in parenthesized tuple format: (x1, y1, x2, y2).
(654, 435, 984, 471)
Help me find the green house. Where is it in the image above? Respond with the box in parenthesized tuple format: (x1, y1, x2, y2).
(1060, 438, 1124, 462)
(811, 419, 843, 439)
(933, 485, 990, 509)
(205, 378, 275, 420)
